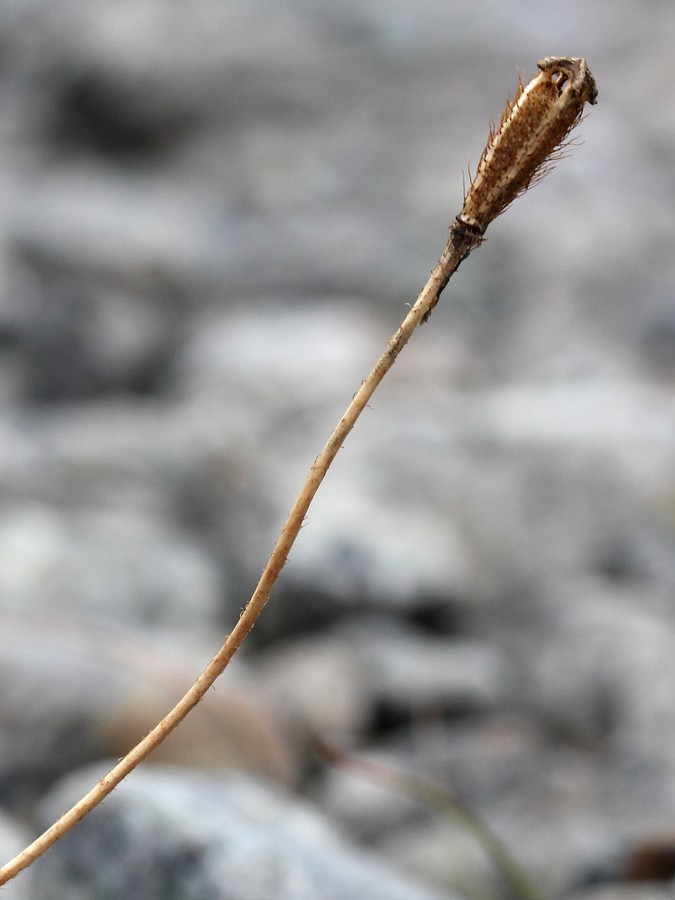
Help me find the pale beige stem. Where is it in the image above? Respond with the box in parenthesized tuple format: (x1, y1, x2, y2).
(0, 236, 472, 887)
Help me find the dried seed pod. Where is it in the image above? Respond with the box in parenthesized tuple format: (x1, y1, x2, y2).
(452, 56, 597, 253)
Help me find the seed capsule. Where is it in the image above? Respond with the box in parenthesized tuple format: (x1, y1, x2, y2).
(452, 56, 597, 251)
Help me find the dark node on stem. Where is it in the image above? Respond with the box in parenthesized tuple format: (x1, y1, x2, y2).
(450, 215, 484, 256)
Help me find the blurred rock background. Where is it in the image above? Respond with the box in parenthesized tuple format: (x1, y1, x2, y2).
(0, 1, 674, 898)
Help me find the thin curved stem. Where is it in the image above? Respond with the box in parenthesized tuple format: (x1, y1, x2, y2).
(0, 237, 471, 887)
(0, 55, 598, 884)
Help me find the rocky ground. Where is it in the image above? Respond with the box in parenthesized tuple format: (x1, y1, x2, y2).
(1, 2, 675, 899)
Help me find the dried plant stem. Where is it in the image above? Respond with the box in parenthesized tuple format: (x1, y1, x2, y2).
(0, 239, 473, 887)
(0, 56, 596, 886)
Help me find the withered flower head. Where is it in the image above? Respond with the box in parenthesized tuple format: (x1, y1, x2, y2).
(452, 56, 597, 252)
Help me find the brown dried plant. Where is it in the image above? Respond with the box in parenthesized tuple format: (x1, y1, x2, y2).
(0, 57, 597, 887)
(436, 55, 597, 315)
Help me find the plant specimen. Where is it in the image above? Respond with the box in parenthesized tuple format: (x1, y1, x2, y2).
(0, 56, 597, 887)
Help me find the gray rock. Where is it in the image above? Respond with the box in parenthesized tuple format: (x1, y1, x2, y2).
(314, 746, 428, 844)
(0, 503, 223, 629)
(254, 635, 372, 748)
(30, 766, 452, 900)
(527, 579, 675, 782)
(381, 818, 502, 900)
